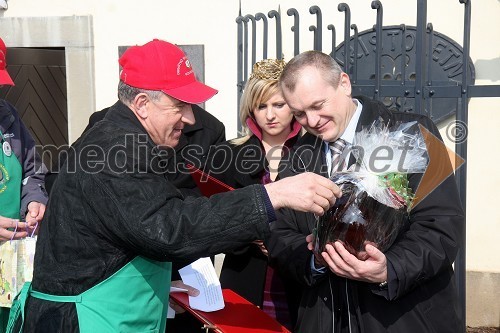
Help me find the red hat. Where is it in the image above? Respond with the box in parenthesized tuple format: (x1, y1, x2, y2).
(119, 39, 217, 104)
(0, 38, 14, 86)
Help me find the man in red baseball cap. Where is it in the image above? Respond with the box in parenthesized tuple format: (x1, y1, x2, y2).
(119, 39, 217, 104)
(116, 39, 219, 149)
(10, 39, 339, 332)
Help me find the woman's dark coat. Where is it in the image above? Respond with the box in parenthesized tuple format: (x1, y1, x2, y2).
(207, 131, 302, 326)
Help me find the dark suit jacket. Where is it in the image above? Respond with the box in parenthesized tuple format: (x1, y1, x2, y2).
(268, 95, 464, 333)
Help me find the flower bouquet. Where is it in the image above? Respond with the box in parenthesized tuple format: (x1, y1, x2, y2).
(313, 121, 428, 260)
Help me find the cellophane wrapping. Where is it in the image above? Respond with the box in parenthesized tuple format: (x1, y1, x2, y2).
(314, 121, 428, 259)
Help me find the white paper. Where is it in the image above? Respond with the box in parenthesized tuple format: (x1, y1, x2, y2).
(178, 257, 225, 312)
(167, 286, 189, 318)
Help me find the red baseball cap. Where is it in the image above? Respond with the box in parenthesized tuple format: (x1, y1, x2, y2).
(0, 38, 15, 86)
(119, 39, 217, 104)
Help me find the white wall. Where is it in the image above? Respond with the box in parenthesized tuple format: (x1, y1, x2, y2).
(2, 0, 500, 273)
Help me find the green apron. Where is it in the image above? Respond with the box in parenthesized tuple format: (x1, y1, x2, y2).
(0, 129, 22, 219)
(7, 256, 172, 332)
(0, 130, 23, 332)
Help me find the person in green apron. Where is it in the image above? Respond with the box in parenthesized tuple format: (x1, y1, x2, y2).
(0, 128, 23, 331)
(0, 37, 48, 333)
(7, 39, 338, 333)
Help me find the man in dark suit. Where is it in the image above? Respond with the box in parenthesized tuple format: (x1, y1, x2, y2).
(267, 50, 463, 333)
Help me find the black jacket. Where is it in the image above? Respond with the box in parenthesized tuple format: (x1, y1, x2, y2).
(23, 101, 269, 331)
(207, 131, 302, 327)
(268, 96, 464, 333)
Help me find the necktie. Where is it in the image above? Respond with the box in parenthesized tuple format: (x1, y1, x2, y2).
(329, 138, 347, 175)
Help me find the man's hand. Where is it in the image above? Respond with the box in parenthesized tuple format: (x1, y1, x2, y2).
(26, 201, 46, 229)
(320, 241, 387, 284)
(169, 280, 200, 314)
(252, 240, 268, 256)
(265, 172, 341, 216)
(306, 233, 327, 267)
(0, 215, 29, 241)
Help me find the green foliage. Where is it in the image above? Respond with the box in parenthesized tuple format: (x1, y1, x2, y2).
(380, 173, 414, 207)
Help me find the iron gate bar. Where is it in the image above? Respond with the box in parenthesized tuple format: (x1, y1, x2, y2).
(468, 85, 500, 97)
(245, 14, 257, 67)
(456, 1, 471, 332)
(268, 9, 283, 60)
(427, 23, 434, 88)
(242, 17, 249, 84)
(235, 14, 244, 130)
(426, 23, 434, 117)
(428, 23, 436, 119)
(414, 0, 427, 116)
(400, 24, 407, 89)
(372, 1, 383, 99)
(255, 13, 268, 59)
(339, 3, 351, 76)
(287, 8, 300, 56)
(351, 24, 358, 84)
(328, 24, 336, 59)
(352, 82, 415, 98)
(309, 6, 322, 51)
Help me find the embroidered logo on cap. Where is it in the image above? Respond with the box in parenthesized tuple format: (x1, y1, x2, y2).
(176, 56, 193, 77)
(0, 50, 5, 67)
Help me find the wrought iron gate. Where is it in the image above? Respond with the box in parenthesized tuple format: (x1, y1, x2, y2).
(236, 1, 500, 332)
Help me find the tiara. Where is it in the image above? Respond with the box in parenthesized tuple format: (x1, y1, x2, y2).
(249, 58, 287, 81)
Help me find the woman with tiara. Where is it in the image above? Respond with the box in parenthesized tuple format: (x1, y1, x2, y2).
(207, 58, 302, 330)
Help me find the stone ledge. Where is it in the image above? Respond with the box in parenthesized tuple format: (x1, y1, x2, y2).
(467, 270, 500, 328)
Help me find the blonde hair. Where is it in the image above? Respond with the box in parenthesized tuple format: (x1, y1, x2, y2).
(232, 59, 287, 145)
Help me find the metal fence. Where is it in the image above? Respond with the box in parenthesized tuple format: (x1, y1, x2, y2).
(236, 1, 500, 331)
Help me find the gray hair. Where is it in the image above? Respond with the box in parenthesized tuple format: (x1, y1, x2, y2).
(279, 50, 343, 93)
(117, 80, 164, 104)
